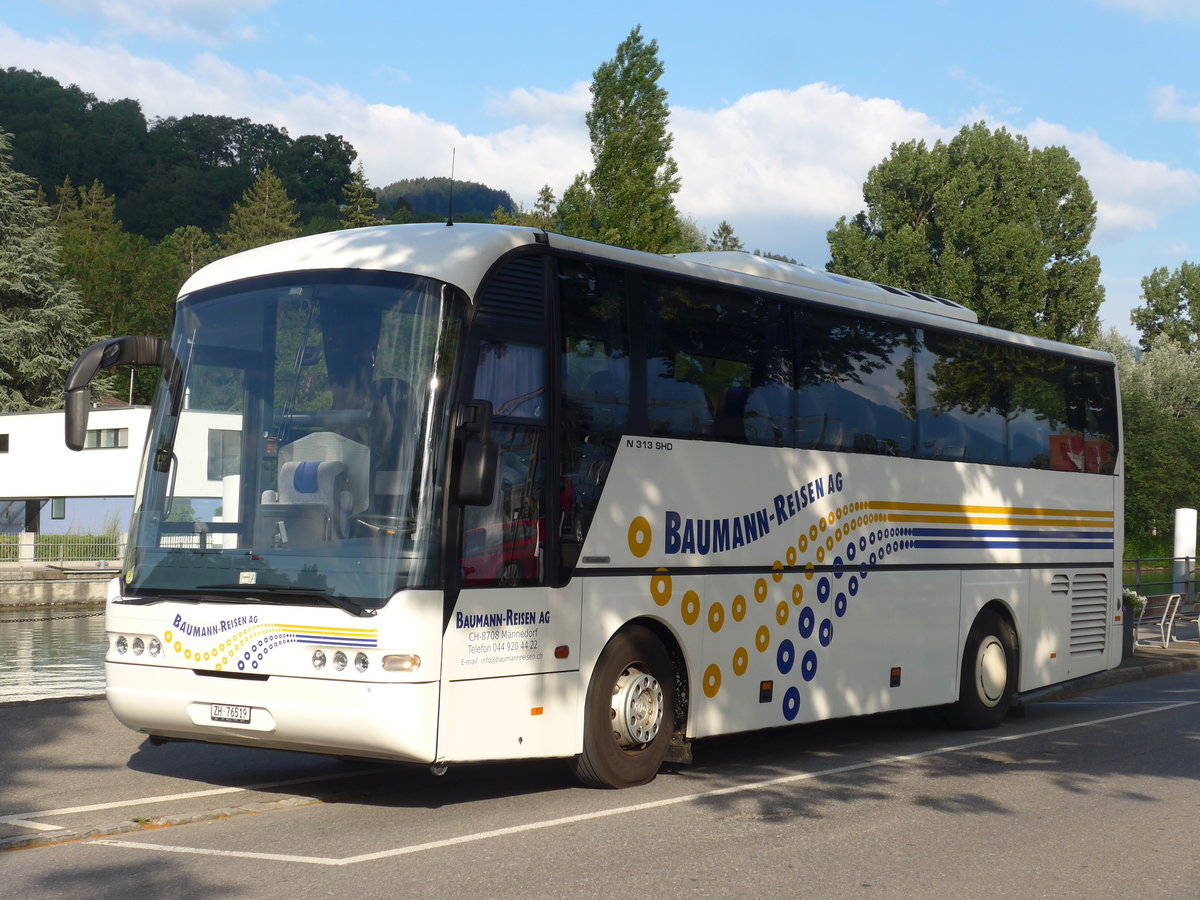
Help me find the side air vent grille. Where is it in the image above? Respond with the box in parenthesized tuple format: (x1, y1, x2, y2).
(475, 256, 546, 325)
(1069, 571, 1109, 656)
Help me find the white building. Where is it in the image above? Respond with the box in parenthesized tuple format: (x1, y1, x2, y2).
(0, 405, 237, 537)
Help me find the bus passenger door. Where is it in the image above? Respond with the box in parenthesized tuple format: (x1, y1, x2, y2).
(441, 332, 583, 762)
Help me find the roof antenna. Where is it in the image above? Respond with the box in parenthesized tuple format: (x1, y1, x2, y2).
(446, 147, 455, 227)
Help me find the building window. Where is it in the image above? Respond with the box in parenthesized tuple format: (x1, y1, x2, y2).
(51, 497, 66, 520)
(207, 429, 241, 480)
(0, 433, 8, 452)
(84, 427, 129, 449)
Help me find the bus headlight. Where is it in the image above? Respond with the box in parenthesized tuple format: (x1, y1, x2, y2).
(115, 635, 128, 655)
(148, 637, 161, 657)
(333, 651, 348, 671)
(312, 649, 326, 670)
(355, 652, 369, 673)
(382, 654, 421, 673)
(131, 637, 145, 656)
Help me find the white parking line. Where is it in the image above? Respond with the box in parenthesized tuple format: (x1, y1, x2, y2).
(1, 767, 392, 832)
(93, 700, 1196, 866)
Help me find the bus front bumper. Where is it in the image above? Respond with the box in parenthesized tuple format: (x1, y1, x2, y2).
(105, 661, 440, 764)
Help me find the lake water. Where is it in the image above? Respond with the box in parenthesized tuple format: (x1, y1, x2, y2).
(0, 608, 106, 702)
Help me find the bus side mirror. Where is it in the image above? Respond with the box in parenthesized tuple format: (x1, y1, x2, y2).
(455, 400, 498, 506)
(65, 336, 169, 451)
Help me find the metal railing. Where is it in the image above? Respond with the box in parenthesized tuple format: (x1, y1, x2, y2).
(1124, 557, 1196, 599)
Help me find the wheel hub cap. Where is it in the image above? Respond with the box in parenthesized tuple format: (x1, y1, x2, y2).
(611, 666, 664, 747)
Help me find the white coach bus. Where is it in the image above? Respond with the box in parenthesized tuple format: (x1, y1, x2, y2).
(65, 223, 1121, 788)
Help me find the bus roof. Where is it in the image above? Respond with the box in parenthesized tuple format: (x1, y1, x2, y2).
(178, 223, 1109, 363)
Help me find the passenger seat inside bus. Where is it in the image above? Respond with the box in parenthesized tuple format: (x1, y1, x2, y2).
(257, 459, 354, 546)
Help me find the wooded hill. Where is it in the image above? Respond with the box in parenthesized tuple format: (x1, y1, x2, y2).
(0, 67, 514, 236)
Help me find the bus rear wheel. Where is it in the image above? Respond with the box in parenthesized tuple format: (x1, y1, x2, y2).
(949, 609, 1018, 729)
(574, 626, 675, 788)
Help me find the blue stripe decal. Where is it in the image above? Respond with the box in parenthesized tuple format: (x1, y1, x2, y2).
(913, 527, 1112, 539)
(915, 539, 1114, 550)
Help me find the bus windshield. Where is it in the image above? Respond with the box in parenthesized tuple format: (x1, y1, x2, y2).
(122, 271, 463, 610)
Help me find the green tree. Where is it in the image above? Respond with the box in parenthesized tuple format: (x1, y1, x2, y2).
(339, 163, 379, 229)
(0, 131, 97, 410)
(708, 220, 744, 251)
(558, 26, 685, 253)
(219, 165, 300, 254)
(53, 177, 174, 338)
(755, 249, 798, 264)
(163, 225, 217, 279)
(827, 122, 1104, 343)
(491, 185, 559, 231)
(1092, 328, 1200, 555)
(1130, 261, 1200, 351)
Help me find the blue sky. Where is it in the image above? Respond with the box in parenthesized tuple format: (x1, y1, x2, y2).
(3, 0, 1200, 339)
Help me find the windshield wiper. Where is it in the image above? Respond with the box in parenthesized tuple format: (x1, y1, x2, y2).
(196, 583, 376, 618)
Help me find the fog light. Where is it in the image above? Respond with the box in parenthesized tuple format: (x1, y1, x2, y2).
(333, 651, 348, 671)
(132, 637, 145, 656)
(382, 653, 421, 673)
(355, 652, 369, 673)
(148, 637, 161, 657)
(311, 649, 326, 670)
(115, 635, 128, 655)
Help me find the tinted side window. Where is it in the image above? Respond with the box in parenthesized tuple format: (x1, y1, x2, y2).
(1008, 348, 1067, 469)
(795, 308, 915, 456)
(915, 332, 1007, 465)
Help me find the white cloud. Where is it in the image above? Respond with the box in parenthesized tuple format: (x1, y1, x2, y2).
(42, 0, 272, 44)
(1022, 119, 1200, 239)
(1154, 85, 1200, 122)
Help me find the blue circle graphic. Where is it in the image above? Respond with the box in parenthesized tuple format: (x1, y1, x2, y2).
(801, 649, 818, 681)
(835, 592, 847, 617)
(819, 618, 833, 647)
(798, 605, 815, 639)
(777, 639, 795, 674)
(782, 686, 801, 721)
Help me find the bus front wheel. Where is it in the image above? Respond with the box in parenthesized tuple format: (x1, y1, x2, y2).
(950, 609, 1018, 729)
(574, 626, 675, 788)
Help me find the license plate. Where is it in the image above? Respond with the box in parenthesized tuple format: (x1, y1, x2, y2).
(210, 704, 251, 724)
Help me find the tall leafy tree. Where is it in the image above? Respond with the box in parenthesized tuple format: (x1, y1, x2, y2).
(827, 122, 1104, 343)
(339, 163, 379, 229)
(219, 165, 300, 254)
(1129, 261, 1200, 351)
(558, 26, 685, 253)
(163, 225, 218, 279)
(0, 131, 97, 410)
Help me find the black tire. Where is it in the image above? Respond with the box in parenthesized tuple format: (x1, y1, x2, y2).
(574, 626, 676, 788)
(949, 609, 1018, 729)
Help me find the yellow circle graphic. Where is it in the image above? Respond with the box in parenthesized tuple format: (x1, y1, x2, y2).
(825, 536, 834, 552)
(708, 602, 725, 633)
(681, 590, 700, 625)
(816, 546, 826, 563)
(827, 512, 836, 526)
(818, 518, 827, 533)
(651, 569, 672, 606)
(835, 526, 843, 542)
(732, 647, 748, 676)
(798, 534, 808, 553)
(809, 524, 819, 541)
(772, 560, 785, 583)
(805, 561, 815, 580)
(164, 630, 173, 642)
(776, 601, 789, 626)
(792, 583, 804, 605)
(703, 664, 722, 698)
(174, 641, 182, 653)
(732, 594, 747, 621)
(786, 546, 797, 566)
(755, 625, 770, 652)
(628, 516, 652, 558)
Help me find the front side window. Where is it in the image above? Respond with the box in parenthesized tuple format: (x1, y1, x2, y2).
(124, 272, 464, 608)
